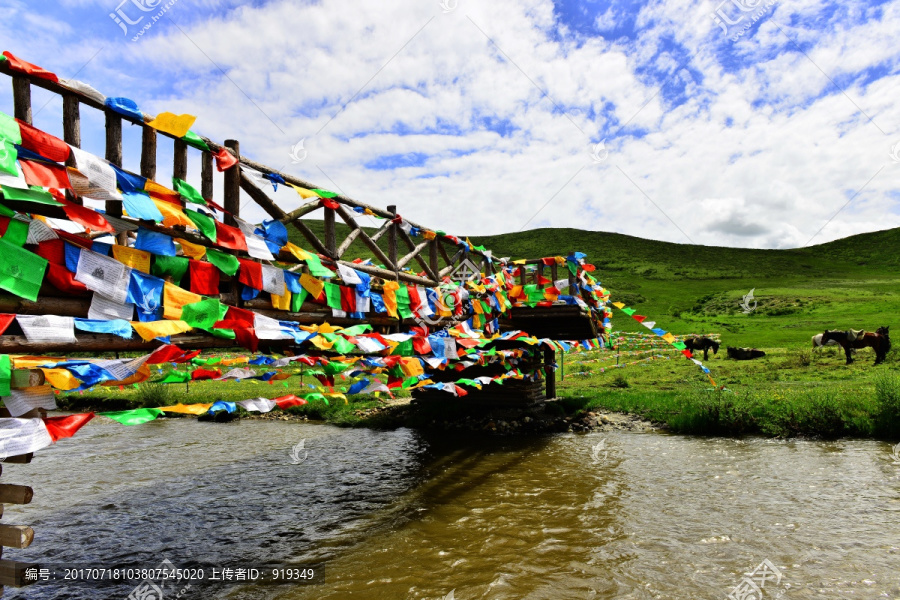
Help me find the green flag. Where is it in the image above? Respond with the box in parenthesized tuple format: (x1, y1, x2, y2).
(158, 371, 191, 384)
(0, 139, 18, 177)
(185, 209, 216, 242)
(303, 393, 327, 404)
(304, 253, 335, 278)
(99, 408, 163, 425)
(0, 112, 21, 144)
(340, 324, 373, 336)
(151, 255, 189, 285)
(181, 131, 210, 152)
(0, 355, 10, 397)
(0, 186, 62, 206)
(1, 218, 28, 247)
(173, 178, 206, 205)
(323, 282, 342, 310)
(206, 249, 240, 276)
(290, 286, 309, 312)
(395, 286, 414, 319)
(0, 239, 47, 301)
(311, 189, 338, 198)
(181, 297, 224, 330)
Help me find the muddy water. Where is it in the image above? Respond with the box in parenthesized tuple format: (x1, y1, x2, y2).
(5, 418, 900, 599)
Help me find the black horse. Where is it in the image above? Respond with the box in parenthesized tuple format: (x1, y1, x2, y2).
(684, 337, 720, 361)
(821, 326, 890, 365)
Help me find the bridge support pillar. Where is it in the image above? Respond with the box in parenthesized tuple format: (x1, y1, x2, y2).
(544, 346, 556, 399)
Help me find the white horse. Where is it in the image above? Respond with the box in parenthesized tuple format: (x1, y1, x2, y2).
(812, 333, 854, 353)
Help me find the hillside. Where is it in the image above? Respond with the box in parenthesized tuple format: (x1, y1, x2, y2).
(286, 218, 900, 348)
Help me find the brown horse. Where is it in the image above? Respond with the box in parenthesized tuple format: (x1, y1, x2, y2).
(684, 337, 720, 361)
(821, 327, 891, 365)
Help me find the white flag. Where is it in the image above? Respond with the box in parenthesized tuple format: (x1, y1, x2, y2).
(88, 293, 135, 321)
(237, 398, 277, 413)
(2, 386, 57, 417)
(0, 418, 53, 458)
(75, 249, 130, 304)
(261, 265, 285, 295)
(16, 315, 77, 343)
(337, 263, 362, 285)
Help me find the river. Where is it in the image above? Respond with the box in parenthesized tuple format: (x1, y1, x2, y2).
(4, 417, 900, 599)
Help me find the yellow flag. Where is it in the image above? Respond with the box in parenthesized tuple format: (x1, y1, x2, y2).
(299, 273, 325, 298)
(131, 319, 193, 341)
(662, 333, 676, 344)
(271, 285, 292, 311)
(159, 402, 212, 415)
(163, 282, 202, 320)
(41, 368, 80, 390)
(153, 200, 195, 228)
(176, 238, 207, 260)
(143, 179, 180, 202)
(289, 184, 320, 199)
(612, 302, 625, 309)
(147, 112, 197, 138)
(112, 245, 151, 274)
(283, 242, 312, 262)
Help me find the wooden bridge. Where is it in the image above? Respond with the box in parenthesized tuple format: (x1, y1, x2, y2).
(0, 51, 611, 593)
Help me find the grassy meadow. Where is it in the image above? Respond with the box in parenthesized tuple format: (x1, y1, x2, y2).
(60, 225, 900, 439)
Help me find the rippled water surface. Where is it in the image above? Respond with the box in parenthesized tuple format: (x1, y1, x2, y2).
(5, 417, 900, 599)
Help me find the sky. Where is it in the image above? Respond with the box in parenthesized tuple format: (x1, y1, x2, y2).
(1, 0, 898, 249)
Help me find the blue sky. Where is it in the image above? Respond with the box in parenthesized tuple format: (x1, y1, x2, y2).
(1, 0, 898, 248)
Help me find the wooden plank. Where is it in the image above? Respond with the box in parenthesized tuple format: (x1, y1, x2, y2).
(0, 526, 34, 550)
(140, 125, 157, 180)
(0, 559, 38, 588)
(11, 76, 31, 124)
(0, 485, 32, 505)
(201, 150, 214, 201)
(223, 139, 241, 227)
(173, 137, 188, 182)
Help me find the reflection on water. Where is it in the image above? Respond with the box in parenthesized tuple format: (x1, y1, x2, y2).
(5, 418, 900, 599)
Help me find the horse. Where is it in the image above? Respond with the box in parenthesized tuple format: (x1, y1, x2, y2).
(812, 333, 840, 349)
(684, 336, 720, 361)
(727, 347, 766, 360)
(821, 327, 890, 365)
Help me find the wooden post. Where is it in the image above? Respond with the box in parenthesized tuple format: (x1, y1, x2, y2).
(11, 76, 31, 124)
(323, 207, 337, 259)
(429, 240, 440, 281)
(173, 138, 188, 182)
(140, 125, 157, 181)
(104, 112, 127, 244)
(223, 140, 240, 227)
(201, 150, 214, 202)
(387, 205, 399, 281)
(543, 346, 556, 399)
(62, 95, 82, 205)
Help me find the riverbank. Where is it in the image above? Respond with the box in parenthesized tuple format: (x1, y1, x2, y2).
(56, 343, 900, 440)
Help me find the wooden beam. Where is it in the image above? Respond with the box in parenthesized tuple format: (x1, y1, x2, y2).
(279, 200, 322, 223)
(332, 204, 395, 271)
(223, 139, 240, 227)
(0, 526, 34, 550)
(173, 137, 188, 182)
(140, 124, 157, 181)
(439, 248, 466, 277)
(335, 228, 362, 259)
(429, 240, 440, 279)
(0, 485, 32, 505)
(0, 334, 254, 354)
(0, 559, 38, 588)
(398, 229, 437, 280)
(239, 175, 332, 257)
(323, 207, 337, 259)
(62, 94, 82, 205)
(11, 76, 31, 124)
(201, 150, 214, 201)
(387, 205, 398, 278)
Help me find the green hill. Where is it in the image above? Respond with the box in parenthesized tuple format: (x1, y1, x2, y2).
(471, 227, 900, 347)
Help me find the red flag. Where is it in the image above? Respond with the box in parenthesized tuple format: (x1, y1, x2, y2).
(0, 313, 15, 335)
(339, 285, 356, 313)
(19, 159, 72, 189)
(319, 198, 340, 210)
(2, 52, 59, 83)
(147, 344, 200, 364)
(633, 315, 646, 323)
(237, 258, 263, 290)
(191, 368, 222, 381)
(45, 263, 90, 294)
(43, 413, 94, 442)
(189, 260, 220, 296)
(16, 120, 70, 162)
(412, 336, 432, 355)
(582, 264, 596, 272)
(213, 148, 238, 171)
(54, 230, 94, 250)
(215, 221, 248, 252)
(58, 195, 115, 233)
(274, 395, 308, 410)
(541, 257, 556, 266)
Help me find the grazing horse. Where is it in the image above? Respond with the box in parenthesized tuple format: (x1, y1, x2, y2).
(684, 336, 720, 361)
(821, 327, 890, 365)
(812, 333, 840, 349)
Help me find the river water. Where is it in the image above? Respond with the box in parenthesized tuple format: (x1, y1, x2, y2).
(5, 417, 900, 599)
